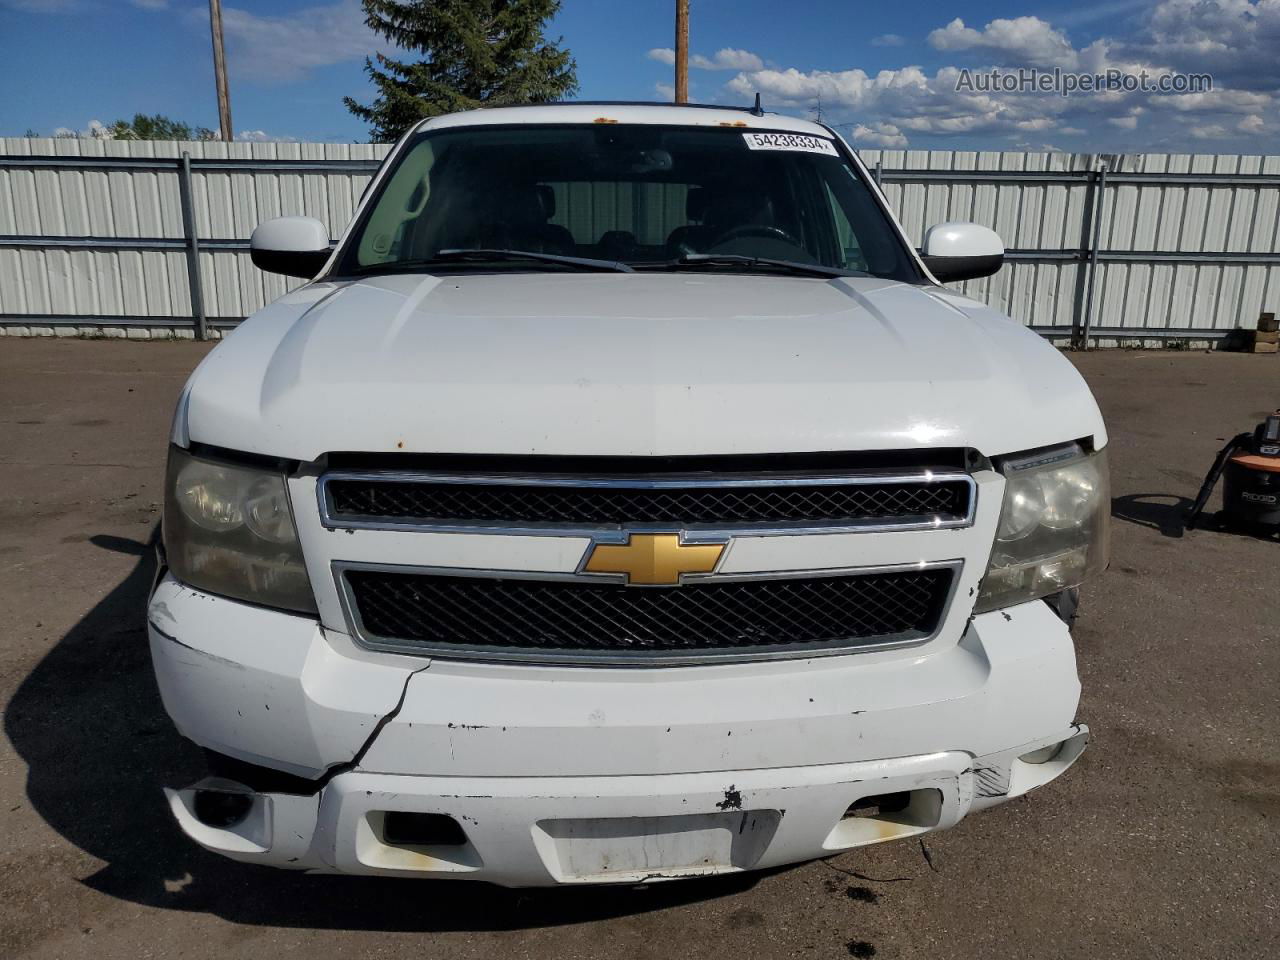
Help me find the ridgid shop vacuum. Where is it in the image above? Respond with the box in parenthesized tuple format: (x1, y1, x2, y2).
(1186, 411, 1280, 533)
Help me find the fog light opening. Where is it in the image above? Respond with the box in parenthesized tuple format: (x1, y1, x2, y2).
(825, 788, 945, 849)
(1019, 741, 1066, 765)
(843, 791, 912, 819)
(192, 788, 254, 828)
(381, 811, 468, 848)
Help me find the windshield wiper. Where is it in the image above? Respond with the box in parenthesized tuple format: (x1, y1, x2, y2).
(635, 254, 851, 279)
(353, 248, 633, 275)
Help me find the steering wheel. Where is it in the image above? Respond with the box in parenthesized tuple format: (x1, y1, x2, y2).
(710, 223, 803, 248)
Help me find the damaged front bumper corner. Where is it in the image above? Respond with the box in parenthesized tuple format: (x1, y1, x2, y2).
(147, 576, 424, 781)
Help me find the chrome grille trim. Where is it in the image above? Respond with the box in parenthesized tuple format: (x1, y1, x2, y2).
(332, 559, 964, 666)
(317, 469, 978, 538)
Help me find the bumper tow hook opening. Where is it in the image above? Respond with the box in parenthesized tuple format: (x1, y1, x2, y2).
(382, 811, 468, 847)
(193, 788, 255, 828)
(1019, 740, 1066, 765)
(843, 792, 912, 819)
(825, 788, 945, 849)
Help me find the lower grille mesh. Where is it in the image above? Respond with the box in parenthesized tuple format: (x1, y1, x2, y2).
(344, 567, 954, 661)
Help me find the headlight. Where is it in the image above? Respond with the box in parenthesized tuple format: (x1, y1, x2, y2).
(163, 447, 317, 614)
(975, 443, 1109, 614)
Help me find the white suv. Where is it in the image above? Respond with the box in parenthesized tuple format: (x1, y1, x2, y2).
(149, 102, 1108, 886)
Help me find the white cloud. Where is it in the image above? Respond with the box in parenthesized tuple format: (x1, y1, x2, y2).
(895, 111, 1010, 134)
(650, 47, 762, 70)
(1, 0, 79, 10)
(1189, 122, 1228, 139)
(1133, 0, 1280, 89)
(1146, 88, 1271, 114)
(727, 63, 1065, 139)
(3, 1, 171, 16)
(216, 0, 378, 84)
(235, 129, 299, 143)
(1051, 0, 1159, 28)
(851, 122, 908, 147)
(928, 16, 1080, 68)
(871, 34, 904, 47)
(654, 82, 675, 101)
(723, 2, 1280, 149)
(725, 64, 932, 107)
(690, 48, 764, 71)
(52, 119, 113, 139)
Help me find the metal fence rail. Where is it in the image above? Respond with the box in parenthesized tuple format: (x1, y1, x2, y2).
(1, 139, 1277, 344)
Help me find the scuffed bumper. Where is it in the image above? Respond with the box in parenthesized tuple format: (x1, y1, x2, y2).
(148, 575, 1088, 885)
(166, 731, 1086, 886)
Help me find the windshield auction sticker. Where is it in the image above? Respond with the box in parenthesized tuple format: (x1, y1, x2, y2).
(742, 132, 839, 155)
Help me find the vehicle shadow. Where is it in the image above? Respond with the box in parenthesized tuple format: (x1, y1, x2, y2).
(1110, 493, 1279, 543)
(1110, 493, 1191, 538)
(5, 531, 760, 931)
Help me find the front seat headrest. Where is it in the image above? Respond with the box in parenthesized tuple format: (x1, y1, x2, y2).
(685, 187, 707, 221)
(535, 184, 557, 220)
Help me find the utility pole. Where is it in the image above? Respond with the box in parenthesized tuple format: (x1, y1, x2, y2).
(208, 0, 233, 141)
(674, 0, 689, 103)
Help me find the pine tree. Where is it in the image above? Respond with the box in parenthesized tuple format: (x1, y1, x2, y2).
(344, 0, 578, 142)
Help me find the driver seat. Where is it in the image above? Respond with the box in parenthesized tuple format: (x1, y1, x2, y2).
(665, 185, 775, 257)
(503, 184, 576, 255)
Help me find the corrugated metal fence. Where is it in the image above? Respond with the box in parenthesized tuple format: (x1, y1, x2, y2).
(862, 149, 1280, 344)
(1, 137, 1277, 343)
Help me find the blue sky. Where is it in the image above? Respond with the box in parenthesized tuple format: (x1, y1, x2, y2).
(1, 0, 1275, 151)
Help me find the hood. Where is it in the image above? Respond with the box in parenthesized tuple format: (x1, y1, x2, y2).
(181, 272, 1106, 462)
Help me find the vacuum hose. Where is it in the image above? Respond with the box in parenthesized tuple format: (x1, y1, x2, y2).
(1185, 432, 1252, 530)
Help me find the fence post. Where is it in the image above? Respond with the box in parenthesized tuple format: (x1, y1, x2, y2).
(1076, 162, 1108, 350)
(874, 159, 883, 190)
(178, 152, 208, 341)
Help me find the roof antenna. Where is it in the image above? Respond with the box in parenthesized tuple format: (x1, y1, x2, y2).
(750, 92, 765, 117)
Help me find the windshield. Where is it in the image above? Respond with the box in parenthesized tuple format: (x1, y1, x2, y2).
(332, 123, 922, 281)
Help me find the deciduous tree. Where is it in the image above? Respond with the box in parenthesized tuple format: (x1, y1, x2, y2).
(107, 114, 217, 141)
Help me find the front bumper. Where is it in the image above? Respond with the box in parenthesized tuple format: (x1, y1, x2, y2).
(148, 575, 1087, 886)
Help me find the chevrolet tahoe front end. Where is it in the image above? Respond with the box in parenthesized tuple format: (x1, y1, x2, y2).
(147, 103, 1108, 886)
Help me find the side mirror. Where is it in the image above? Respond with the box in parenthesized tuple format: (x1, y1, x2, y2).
(250, 216, 332, 279)
(920, 222, 1004, 283)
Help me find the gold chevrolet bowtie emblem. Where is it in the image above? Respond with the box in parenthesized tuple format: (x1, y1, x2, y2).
(582, 533, 726, 585)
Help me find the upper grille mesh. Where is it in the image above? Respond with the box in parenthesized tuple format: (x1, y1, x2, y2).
(326, 476, 971, 528)
(344, 567, 953, 661)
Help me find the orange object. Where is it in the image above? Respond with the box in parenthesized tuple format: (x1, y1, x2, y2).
(1229, 452, 1280, 473)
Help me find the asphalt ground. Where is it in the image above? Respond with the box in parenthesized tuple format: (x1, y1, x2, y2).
(1, 338, 1276, 959)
